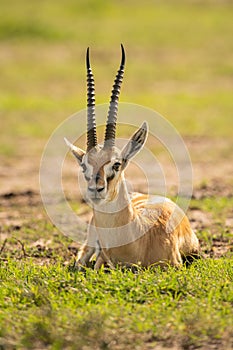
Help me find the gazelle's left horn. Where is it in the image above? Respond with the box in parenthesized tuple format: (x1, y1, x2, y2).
(104, 44, 125, 148)
(86, 47, 97, 152)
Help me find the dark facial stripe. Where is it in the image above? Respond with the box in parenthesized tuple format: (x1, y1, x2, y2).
(107, 173, 115, 182)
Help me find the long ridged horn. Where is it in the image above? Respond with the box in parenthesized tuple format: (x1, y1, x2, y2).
(104, 44, 125, 148)
(86, 47, 97, 152)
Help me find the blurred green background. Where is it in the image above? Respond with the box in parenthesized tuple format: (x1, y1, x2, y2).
(0, 0, 232, 159)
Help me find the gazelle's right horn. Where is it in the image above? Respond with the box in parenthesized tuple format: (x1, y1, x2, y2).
(86, 47, 97, 152)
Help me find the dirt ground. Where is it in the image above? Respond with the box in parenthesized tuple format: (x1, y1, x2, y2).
(1, 136, 232, 194)
(0, 136, 232, 261)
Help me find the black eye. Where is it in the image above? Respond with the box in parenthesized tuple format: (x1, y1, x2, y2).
(112, 162, 121, 172)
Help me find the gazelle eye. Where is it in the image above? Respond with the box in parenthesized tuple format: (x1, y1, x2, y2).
(112, 162, 121, 172)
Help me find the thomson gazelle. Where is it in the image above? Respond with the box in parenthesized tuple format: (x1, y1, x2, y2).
(65, 45, 199, 269)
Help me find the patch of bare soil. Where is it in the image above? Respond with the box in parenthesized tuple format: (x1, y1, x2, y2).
(0, 186, 232, 262)
(192, 180, 233, 199)
(0, 190, 42, 229)
(0, 135, 232, 261)
(188, 207, 233, 259)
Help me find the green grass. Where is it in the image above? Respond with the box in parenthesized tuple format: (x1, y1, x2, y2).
(0, 1, 233, 349)
(191, 196, 233, 220)
(0, 258, 232, 350)
(0, 0, 233, 157)
(0, 194, 233, 349)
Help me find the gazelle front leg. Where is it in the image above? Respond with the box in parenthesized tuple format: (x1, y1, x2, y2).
(76, 236, 102, 270)
(94, 255, 105, 270)
(75, 219, 100, 270)
(75, 242, 95, 270)
(94, 249, 116, 270)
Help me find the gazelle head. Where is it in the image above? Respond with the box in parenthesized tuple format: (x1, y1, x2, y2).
(65, 45, 148, 205)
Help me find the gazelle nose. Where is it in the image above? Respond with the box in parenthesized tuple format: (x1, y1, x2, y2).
(97, 187, 105, 193)
(88, 186, 105, 193)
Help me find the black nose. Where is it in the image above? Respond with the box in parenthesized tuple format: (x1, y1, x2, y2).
(97, 187, 105, 193)
(88, 186, 105, 193)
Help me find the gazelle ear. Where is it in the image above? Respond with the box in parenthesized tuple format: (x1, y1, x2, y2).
(64, 137, 85, 164)
(121, 122, 148, 168)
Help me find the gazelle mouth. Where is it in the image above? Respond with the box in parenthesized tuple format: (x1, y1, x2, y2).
(90, 198, 102, 204)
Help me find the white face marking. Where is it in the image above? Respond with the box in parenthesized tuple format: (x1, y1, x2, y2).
(80, 149, 123, 204)
(81, 155, 93, 181)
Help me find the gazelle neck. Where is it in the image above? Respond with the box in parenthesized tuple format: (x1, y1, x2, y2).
(92, 174, 134, 228)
